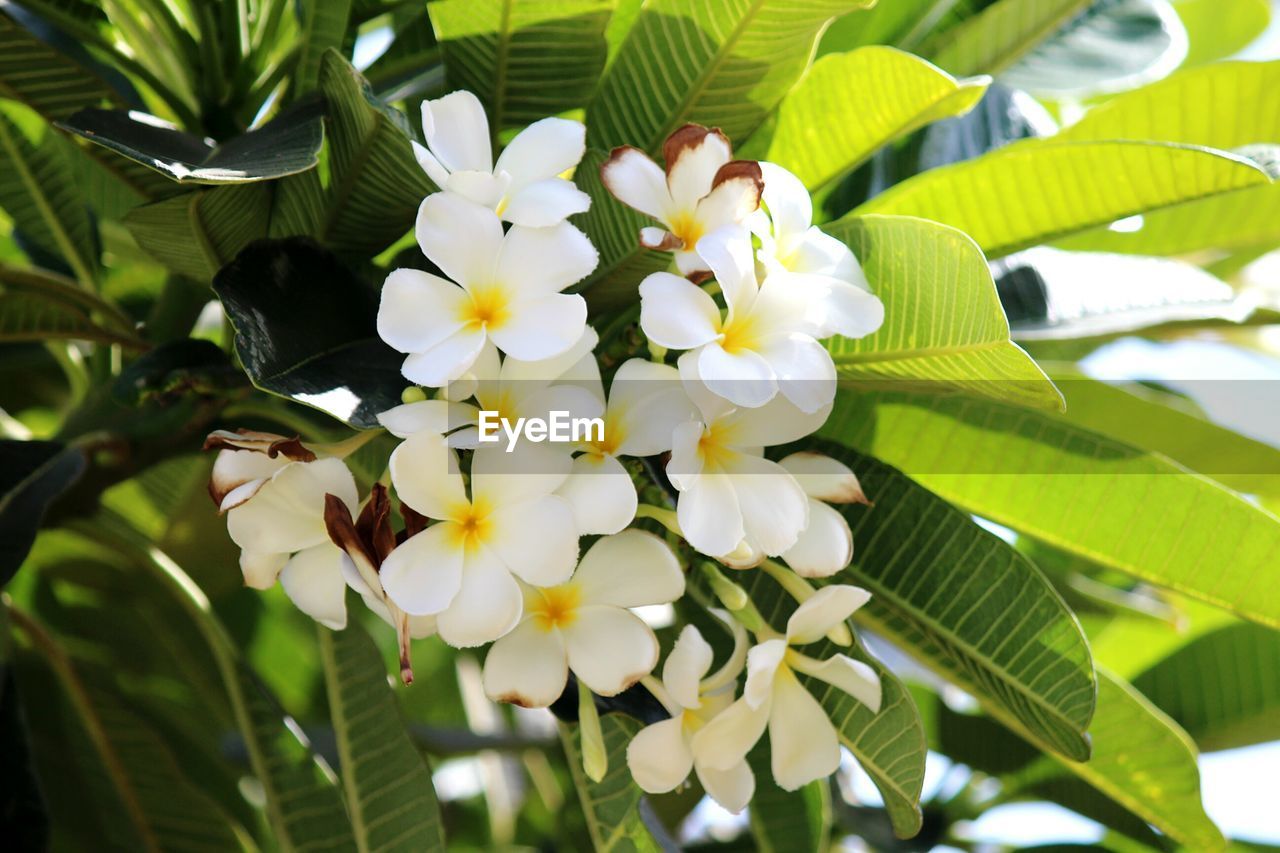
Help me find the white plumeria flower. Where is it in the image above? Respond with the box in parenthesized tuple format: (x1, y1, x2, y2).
(666, 354, 829, 558)
(750, 162, 878, 297)
(412, 90, 591, 227)
(556, 356, 697, 534)
(482, 531, 685, 706)
(626, 625, 755, 813)
(377, 192, 597, 387)
(692, 586, 882, 791)
(380, 435, 579, 647)
(205, 431, 357, 630)
(778, 452, 868, 579)
(601, 124, 763, 277)
(640, 224, 849, 412)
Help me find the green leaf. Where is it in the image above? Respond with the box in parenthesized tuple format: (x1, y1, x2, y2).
(998, 0, 1189, 99)
(296, 0, 355, 95)
(124, 184, 271, 281)
(927, 0, 1093, 77)
(0, 441, 85, 586)
(432, 0, 614, 134)
(362, 9, 441, 96)
(822, 391, 1280, 629)
(0, 105, 97, 284)
(804, 441, 1098, 761)
(574, 147, 669, 312)
(0, 290, 145, 348)
(746, 740, 831, 851)
(212, 237, 404, 429)
(587, 0, 873, 153)
(854, 139, 1272, 258)
(58, 100, 325, 185)
(1173, 0, 1270, 66)
(822, 215, 1062, 410)
(317, 50, 434, 257)
(996, 247, 1253, 341)
(753, 47, 988, 192)
(559, 714, 666, 853)
(319, 623, 445, 852)
(1129, 621, 1280, 752)
(737, 568, 927, 838)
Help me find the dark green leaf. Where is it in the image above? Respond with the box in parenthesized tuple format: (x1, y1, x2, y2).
(559, 715, 669, 852)
(212, 237, 404, 429)
(124, 184, 271, 281)
(296, 0, 355, 95)
(928, 0, 1093, 77)
(746, 740, 831, 851)
(319, 622, 446, 852)
(58, 99, 325, 185)
(0, 441, 85, 586)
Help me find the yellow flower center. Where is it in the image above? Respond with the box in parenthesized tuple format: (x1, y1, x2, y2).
(696, 422, 735, 468)
(445, 498, 495, 552)
(668, 211, 704, 249)
(586, 417, 624, 457)
(459, 284, 511, 331)
(718, 312, 762, 354)
(530, 583, 582, 632)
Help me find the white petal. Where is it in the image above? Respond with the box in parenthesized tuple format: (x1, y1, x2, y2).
(377, 399, 478, 439)
(488, 293, 587, 362)
(725, 453, 808, 557)
(497, 222, 598, 296)
(608, 359, 697, 457)
(556, 453, 637, 535)
(627, 717, 694, 793)
(791, 652, 882, 712)
(497, 326, 600, 388)
(663, 624, 713, 709)
(437, 548, 523, 647)
(695, 759, 754, 814)
(226, 459, 355, 555)
(501, 178, 591, 226)
(638, 272, 720, 349)
(676, 471, 744, 558)
(664, 125, 732, 212)
(690, 696, 769, 772)
(400, 324, 488, 388)
(786, 228, 865, 286)
(639, 226, 681, 250)
(759, 162, 813, 239)
(563, 606, 658, 696)
(378, 268, 471, 356)
(805, 276, 885, 339)
(721, 394, 831, 447)
(482, 618, 569, 708)
(693, 225, 758, 318)
(211, 449, 288, 509)
(665, 420, 706, 492)
(778, 453, 866, 503)
(411, 139, 450, 187)
(415, 192, 502, 286)
(422, 90, 492, 173)
(279, 544, 348, 629)
(446, 169, 510, 208)
(692, 164, 764, 234)
(697, 343, 778, 409)
(769, 667, 841, 790)
(471, 443, 571, 505)
(757, 334, 835, 414)
(782, 500, 853, 578)
(388, 432, 467, 519)
(240, 550, 287, 589)
(379, 523, 465, 615)
(676, 349, 739, 425)
(495, 117, 586, 185)
(574, 529, 684, 608)
(786, 585, 872, 645)
(600, 146, 672, 221)
(488, 496, 579, 587)
(744, 639, 787, 708)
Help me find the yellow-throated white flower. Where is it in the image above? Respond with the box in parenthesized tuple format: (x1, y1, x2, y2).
(600, 124, 762, 278)
(205, 430, 355, 630)
(380, 436, 578, 647)
(481, 531, 684, 706)
(665, 355, 829, 558)
(640, 224, 853, 412)
(378, 193, 597, 387)
(412, 90, 591, 227)
(626, 624, 754, 813)
(692, 586, 881, 791)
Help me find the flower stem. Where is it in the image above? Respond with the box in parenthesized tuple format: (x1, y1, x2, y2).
(576, 680, 608, 783)
(635, 503, 682, 537)
(699, 562, 768, 634)
(760, 560, 852, 647)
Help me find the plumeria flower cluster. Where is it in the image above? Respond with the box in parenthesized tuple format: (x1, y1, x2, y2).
(206, 92, 892, 811)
